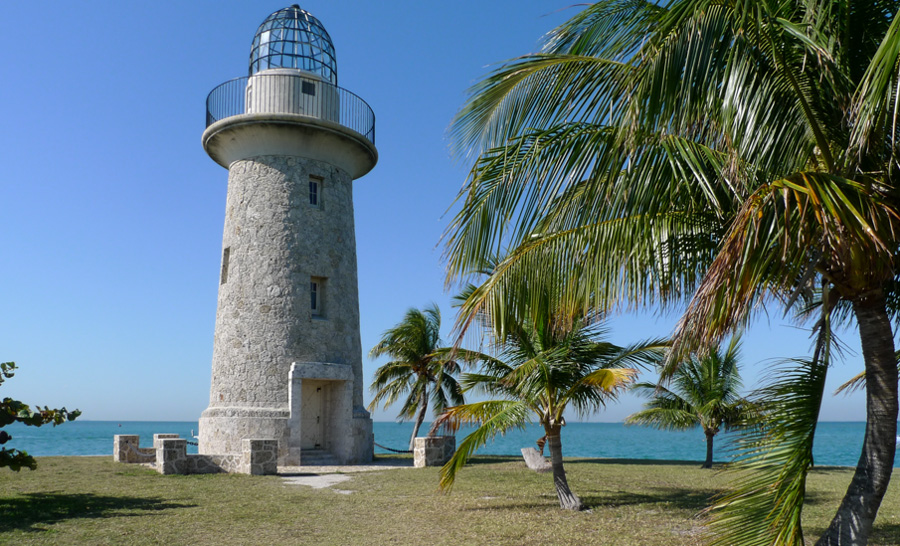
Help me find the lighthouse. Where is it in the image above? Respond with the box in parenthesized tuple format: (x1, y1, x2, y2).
(199, 5, 376, 465)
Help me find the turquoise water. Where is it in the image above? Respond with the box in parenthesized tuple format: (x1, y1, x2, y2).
(2, 420, 883, 467)
(374, 421, 873, 467)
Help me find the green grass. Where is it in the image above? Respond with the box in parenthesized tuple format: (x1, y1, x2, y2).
(1, 455, 899, 545)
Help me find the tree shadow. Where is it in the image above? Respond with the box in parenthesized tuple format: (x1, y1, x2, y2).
(804, 521, 900, 544)
(808, 465, 857, 475)
(581, 486, 718, 512)
(460, 486, 718, 513)
(0, 492, 194, 532)
(464, 499, 557, 511)
(566, 457, 709, 467)
(462, 456, 520, 466)
(869, 522, 900, 544)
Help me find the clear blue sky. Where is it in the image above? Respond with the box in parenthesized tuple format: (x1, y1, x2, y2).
(0, 1, 869, 423)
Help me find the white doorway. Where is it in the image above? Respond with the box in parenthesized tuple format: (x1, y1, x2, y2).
(301, 380, 328, 449)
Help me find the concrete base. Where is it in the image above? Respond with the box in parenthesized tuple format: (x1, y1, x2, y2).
(198, 406, 290, 461)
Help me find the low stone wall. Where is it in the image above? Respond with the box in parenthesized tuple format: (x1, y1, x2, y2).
(413, 436, 455, 468)
(114, 434, 178, 464)
(114, 434, 277, 475)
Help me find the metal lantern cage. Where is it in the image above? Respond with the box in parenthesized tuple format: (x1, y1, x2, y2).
(249, 4, 338, 85)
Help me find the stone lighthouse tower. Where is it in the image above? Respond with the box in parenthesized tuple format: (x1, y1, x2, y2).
(199, 5, 376, 465)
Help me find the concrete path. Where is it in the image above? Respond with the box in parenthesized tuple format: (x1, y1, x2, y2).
(279, 459, 414, 493)
(279, 458, 414, 474)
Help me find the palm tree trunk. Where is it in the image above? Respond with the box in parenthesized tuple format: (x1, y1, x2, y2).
(546, 425, 583, 510)
(817, 292, 897, 545)
(408, 392, 429, 451)
(703, 431, 714, 469)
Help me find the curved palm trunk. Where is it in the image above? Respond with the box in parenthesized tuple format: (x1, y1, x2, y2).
(546, 425, 583, 510)
(703, 431, 714, 469)
(408, 391, 429, 451)
(817, 294, 897, 545)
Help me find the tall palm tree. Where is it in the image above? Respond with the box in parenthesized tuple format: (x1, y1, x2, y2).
(444, 2, 900, 543)
(368, 304, 463, 451)
(626, 337, 753, 468)
(436, 308, 666, 510)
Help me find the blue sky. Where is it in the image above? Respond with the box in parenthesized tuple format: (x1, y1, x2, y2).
(0, 1, 869, 423)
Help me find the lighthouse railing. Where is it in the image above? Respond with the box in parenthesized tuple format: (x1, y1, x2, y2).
(205, 73, 375, 145)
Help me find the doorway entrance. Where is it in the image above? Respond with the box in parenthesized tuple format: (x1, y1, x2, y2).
(300, 380, 327, 449)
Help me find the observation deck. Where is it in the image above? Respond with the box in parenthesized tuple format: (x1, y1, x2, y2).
(202, 72, 377, 178)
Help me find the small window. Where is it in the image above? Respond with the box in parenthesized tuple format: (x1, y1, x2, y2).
(309, 180, 318, 206)
(310, 277, 325, 317)
(309, 176, 322, 207)
(220, 247, 231, 285)
(302, 80, 316, 96)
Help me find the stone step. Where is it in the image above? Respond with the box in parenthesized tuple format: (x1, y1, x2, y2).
(299, 448, 340, 466)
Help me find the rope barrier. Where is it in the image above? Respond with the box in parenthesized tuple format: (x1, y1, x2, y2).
(124, 441, 156, 459)
(374, 442, 411, 454)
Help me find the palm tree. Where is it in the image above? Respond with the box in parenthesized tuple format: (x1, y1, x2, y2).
(368, 304, 463, 451)
(626, 337, 753, 468)
(436, 309, 665, 510)
(444, 2, 900, 543)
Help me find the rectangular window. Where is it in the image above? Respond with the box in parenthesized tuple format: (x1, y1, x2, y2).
(220, 247, 231, 285)
(309, 176, 322, 207)
(309, 180, 318, 206)
(310, 277, 325, 317)
(302, 80, 316, 96)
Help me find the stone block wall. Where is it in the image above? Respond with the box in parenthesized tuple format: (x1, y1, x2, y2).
(413, 436, 456, 468)
(238, 439, 278, 475)
(115, 434, 275, 476)
(113, 435, 155, 463)
(156, 438, 188, 475)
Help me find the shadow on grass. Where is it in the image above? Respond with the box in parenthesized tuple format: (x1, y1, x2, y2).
(0, 492, 194, 532)
(566, 457, 709, 467)
(869, 522, 900, 544)
(461, 486, 718, 513)
(459, 456, 520, 466)
(808, 465, 858, 475)
(581, 486, 717, 512)
(805, 522, 900, 545)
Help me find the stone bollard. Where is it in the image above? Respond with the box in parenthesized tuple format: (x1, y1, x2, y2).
(156, 438, 188, 475)
(238, 439, 278, 475)
(113, 435, 141, 463)
(153, 433, 181, 450)
(413, 436, 456, 468)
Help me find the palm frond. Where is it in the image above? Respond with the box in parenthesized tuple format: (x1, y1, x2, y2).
(436, 401, 531, 491)
(705, 329, 831, 546)
(578, 367, 637, 392)
(833, 349, 900, 395)
(671, 172, 900, 364)
(626, 406, 698, 430)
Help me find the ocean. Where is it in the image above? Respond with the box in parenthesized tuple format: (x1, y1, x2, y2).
(2, 420, 887, 467)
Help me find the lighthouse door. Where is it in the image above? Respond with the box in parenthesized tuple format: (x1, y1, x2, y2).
(300, 380, 327, 449)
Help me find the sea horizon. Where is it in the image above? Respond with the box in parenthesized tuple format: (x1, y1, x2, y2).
(4, 419, 888, 467)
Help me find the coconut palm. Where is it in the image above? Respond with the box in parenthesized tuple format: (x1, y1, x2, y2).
(626, 337, 753, 468)
(368, 304, 463, 451)
(436, 306, 666, 510)
(444, 2, 900, 543)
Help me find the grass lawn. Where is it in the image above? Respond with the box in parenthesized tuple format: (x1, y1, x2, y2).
(1, 455, 899, 545)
